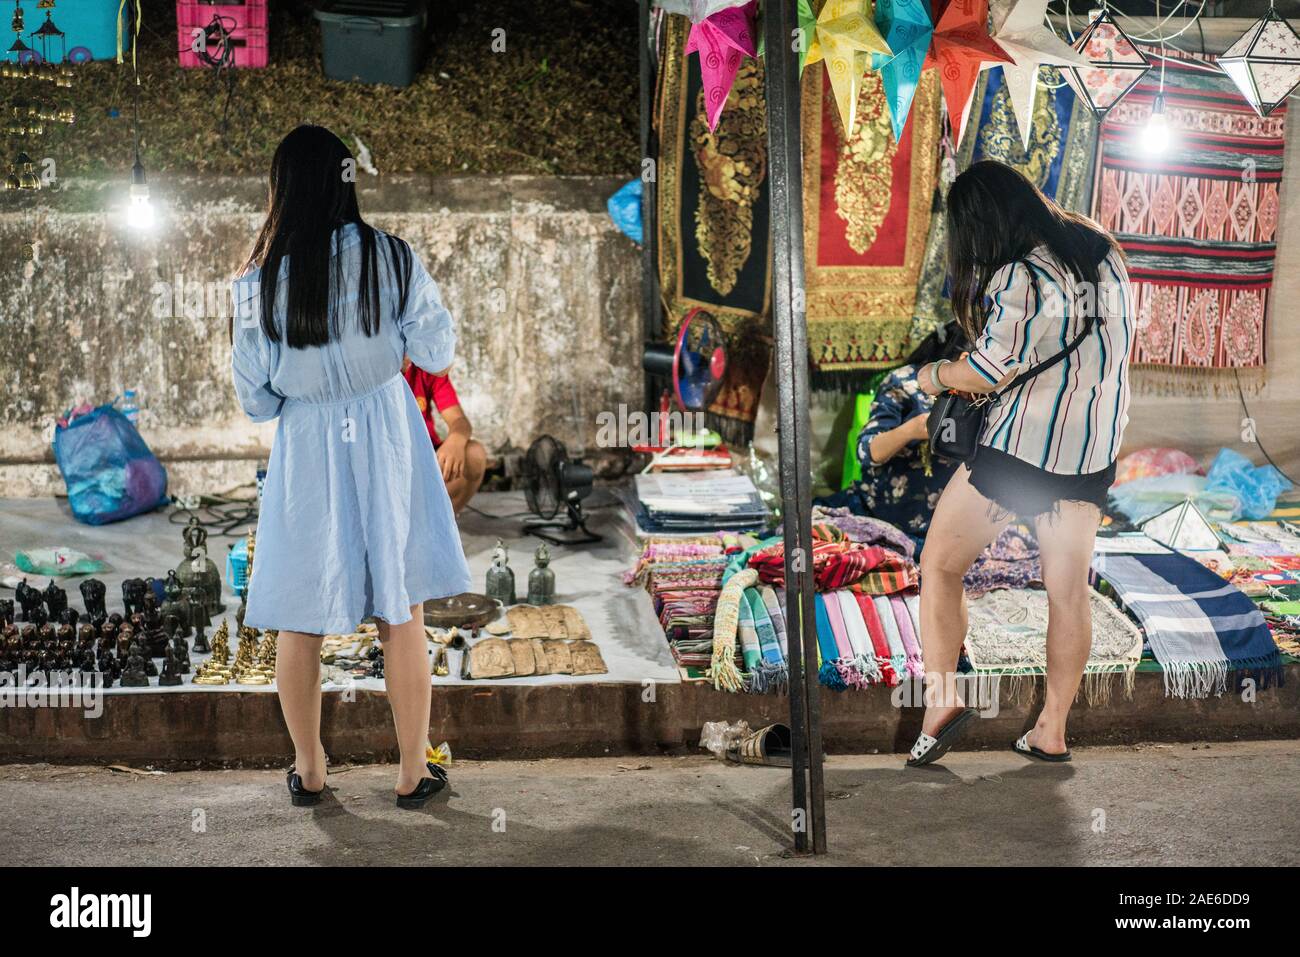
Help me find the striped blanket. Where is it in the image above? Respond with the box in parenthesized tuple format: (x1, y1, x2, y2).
(1092, 552, 1281, 698)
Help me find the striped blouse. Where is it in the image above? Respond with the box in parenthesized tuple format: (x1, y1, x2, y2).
(965, 245, 1133, 476)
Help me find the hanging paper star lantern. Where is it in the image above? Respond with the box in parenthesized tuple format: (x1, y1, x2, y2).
(990, 0, 1093, 149)
(923, 0, 1012, 145)
(872, 0, 932, 141)
(1060, 7, 1151, 118)
(684, 0, 758, 131)
(802, 0, 892, 135)
(1218, 7, 1300, 118)
(655, 0, 751, 20)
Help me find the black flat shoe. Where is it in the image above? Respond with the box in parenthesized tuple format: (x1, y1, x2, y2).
(286, 767, 325, 806)
(906, 708, 978, 767)
(395, 762, 448, 810)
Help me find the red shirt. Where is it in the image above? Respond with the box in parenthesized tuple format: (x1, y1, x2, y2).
(402, 363, 461, 449)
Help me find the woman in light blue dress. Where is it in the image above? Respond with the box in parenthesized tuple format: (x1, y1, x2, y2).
(231, 126, 472, 809)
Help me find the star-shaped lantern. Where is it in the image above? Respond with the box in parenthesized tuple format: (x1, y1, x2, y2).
(1218, 7, 1300, 118)
(681, 0, 759, 131)
(1060, 7, 1151, 117)
(924, 0, 1012, 145)
(800, 0, 892, 135)
(990, 0, 1093, 148)
(656, 0, 750, 19)
(873, 0, 933, 140)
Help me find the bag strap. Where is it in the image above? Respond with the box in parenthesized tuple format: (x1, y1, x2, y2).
(991, 260, 1099, 398)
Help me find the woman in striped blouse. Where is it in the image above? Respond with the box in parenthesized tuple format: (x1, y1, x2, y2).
(906, 161, 1133, 767)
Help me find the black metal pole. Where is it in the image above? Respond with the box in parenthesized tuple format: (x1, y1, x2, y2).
(639, 0, 663, 413)
(762, 0, 827, 855)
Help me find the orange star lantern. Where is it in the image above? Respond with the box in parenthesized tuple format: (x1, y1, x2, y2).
(923, 0, 1012, 144)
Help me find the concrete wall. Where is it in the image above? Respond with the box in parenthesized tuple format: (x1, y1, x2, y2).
(3, 150, 1298, 502)
(0, 175, 644, 497)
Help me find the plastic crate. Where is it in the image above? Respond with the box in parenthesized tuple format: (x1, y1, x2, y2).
(176, 0, 269, 69)
(313, 0, 428, 88)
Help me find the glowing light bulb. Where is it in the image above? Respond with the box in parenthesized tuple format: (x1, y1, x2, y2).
(1140, 95, 1171, 156)
(125, 155, 155, 231)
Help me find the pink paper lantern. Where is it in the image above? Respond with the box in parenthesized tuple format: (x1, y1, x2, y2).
(1060, 8, 1151, 117)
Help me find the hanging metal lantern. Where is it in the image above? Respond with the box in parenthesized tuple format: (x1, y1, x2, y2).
(15, 152, 39, 189)
(30, 10, 64, 65)
(1061, 8, 1151, 117)
(1218, 6, 1300, 118)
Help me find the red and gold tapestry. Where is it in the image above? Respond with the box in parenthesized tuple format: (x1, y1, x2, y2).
(1093, 54, 1284, 393)
(801, 67, 941, 376)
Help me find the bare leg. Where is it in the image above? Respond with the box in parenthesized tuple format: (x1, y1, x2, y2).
(275, 631, 327, 791)
(918, 466, 1011, 736)
(444, 440, 487, 515)
(377, 603, 434, 796)
(1029, 501, 1101, 754)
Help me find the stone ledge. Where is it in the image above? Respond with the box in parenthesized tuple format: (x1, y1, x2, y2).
(1, 666, 1296, 768)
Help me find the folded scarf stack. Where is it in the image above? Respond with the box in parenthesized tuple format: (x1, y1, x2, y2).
(626, 536, 743, 677)
(702, 516, 919, 694)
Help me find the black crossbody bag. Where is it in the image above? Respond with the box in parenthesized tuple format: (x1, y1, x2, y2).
(927, 267, 1098, 462)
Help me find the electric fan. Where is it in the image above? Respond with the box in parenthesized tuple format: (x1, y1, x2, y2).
(642, 307, 728, 412)
(522, 435, 601, 545)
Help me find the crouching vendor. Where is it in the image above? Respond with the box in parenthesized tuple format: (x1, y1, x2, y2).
(402, 357, 487, 515)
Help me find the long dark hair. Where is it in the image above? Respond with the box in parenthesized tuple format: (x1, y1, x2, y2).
(945, 160, 1122, 342)
(244, 125, 412, 348)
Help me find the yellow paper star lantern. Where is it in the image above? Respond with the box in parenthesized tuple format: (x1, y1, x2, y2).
(803, 0, 892, 135)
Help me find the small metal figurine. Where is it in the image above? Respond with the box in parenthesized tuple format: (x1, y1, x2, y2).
(191, 620, 211, 656)
(176, 517, 224, 616)
(0, 598, 13, 626)
(120, 642, 150, 688)
(485, 539, 516, 606)
(15, 580, 43, 622)
(121, 578, 148, 618)
(159, 571, 192, 638)
(157, 645, 184, 687)
(43, 580, 68, 621)
(527, 543, 556, 606)
(79, 578, 106, 620)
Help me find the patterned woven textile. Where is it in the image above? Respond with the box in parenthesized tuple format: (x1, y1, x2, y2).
(1092, 552, 1282, 698)
(963, 587, 1144, 702)
(747, 524, 917, 592)
(802, 67, 941, 379)
(655, 16, 771, 440)
(1092, 53, 1285, 394)
(627, 535, 737, 678)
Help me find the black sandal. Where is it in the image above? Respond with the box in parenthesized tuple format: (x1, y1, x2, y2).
(1013, 732, 1072, 763)
(396, 762, 449, 810)
(286, 766, 325, 807)
(906, 708, 978, 767)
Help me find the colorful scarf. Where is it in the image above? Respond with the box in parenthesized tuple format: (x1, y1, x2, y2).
(872, 594, 908, 680)
(813, 593, 845, 690)
(810, 505, 915, 559)
(1093, 552, 1282, 698)
(748, 524, 915, 591)
(890, 593, 924, 679)
(855, 592, 899, 686)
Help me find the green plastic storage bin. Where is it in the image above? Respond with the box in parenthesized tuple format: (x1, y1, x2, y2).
(313, 0, 428, 88)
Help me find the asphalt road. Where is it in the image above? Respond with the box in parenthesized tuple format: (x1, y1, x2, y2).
(1, 741, 1295, 866)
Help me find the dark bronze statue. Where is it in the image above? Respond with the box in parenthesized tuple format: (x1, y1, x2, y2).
(79, 578, 107, 620)
(15, 580, 43, 622)
(43, 580, 68, 621)
(121, 578, 148, 618)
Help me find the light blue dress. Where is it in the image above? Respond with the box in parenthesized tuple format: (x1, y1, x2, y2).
(230, 224, 472, 634)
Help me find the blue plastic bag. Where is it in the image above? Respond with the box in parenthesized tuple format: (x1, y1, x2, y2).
(52, 405, 169, 525)
(1204, 447, 1291, 521)
(606, 178, 643, 245)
